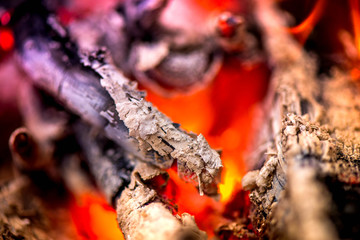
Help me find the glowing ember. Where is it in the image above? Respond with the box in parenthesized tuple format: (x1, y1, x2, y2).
(0, 28, 14, 51)
(288, 0, 326, 44)
(69, 192, 124, 240)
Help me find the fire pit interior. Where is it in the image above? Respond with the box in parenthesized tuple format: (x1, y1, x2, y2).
(0, 0, 360, 239)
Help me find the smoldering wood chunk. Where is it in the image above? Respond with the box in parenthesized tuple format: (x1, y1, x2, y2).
(11, 82, 81, 181)
(243, 0, 360, 239)
(117, 163, 207, 240)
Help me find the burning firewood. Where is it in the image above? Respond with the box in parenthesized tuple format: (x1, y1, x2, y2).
(3, 1, 224, 239)
(3, 0, 360, 239)
(242, 0, 360, 239)
(86, 50, 222, 195)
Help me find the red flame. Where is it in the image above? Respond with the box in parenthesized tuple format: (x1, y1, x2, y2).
(288, 0, 326, 44)
(69, 192, 124, 240)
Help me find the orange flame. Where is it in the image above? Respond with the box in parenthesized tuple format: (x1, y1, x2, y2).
(288, 0, 326, 44)
(146, 57, 269, 235)
(194, 0, 242, 12)
(165, 168, 224, 237)
(350, 0, 360, 57)
(219, 159, 242, 203)
(69, 192, 124, 240)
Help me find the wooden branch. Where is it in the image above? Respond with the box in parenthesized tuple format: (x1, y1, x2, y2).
(242, 0, 360, 239)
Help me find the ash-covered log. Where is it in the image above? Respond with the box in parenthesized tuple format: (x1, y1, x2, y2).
(242, 0, 360, 239)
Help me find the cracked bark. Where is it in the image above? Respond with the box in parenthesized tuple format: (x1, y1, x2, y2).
(242, 0, 360, 239)
(14, 10, 222, 196)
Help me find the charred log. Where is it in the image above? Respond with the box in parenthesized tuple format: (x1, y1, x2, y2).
(242, 0, 360, 239)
